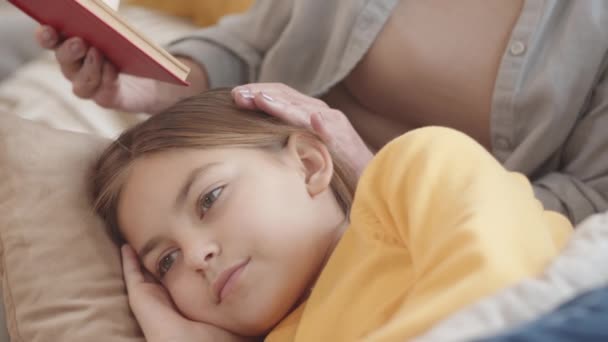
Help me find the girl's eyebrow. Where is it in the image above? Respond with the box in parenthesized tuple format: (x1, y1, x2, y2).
(173, 162, 222, 212)
(138, 235, 163, 262)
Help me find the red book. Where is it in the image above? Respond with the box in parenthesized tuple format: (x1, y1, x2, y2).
(8, 0, 190, 85)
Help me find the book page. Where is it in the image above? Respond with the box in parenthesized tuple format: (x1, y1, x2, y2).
(102, 0, 119, 11)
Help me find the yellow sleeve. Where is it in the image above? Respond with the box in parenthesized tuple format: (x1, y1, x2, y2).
(354, 127, 572, 340)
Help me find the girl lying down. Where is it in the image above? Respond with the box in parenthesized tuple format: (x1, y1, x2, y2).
(91, 88, 572, 341)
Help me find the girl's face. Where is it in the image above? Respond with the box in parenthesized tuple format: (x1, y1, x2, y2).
(117, 136, 346, 336)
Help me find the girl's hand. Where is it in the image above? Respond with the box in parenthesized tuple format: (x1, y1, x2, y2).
(232, 83, 374, 177)
(121, 245, 250, 342)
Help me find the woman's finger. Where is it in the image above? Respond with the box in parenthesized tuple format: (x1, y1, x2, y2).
(253, 92, 312, 128)
(121, 245, 145, 290)
(73, 48, 104, 98)
(231, 86, 257, 110)
(35, 25, 59, 49)
(100, 61, 118, 87)
(235, 83, 329, 108)
(92, 62, 121, 108)
(310, 112, 332, 144)
(55, 37, 88, 80)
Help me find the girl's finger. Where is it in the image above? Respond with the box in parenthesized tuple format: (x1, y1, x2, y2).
(121, 244, 145, 290)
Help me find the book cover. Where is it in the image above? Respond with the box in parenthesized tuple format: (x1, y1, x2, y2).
(8, 0, 190, 85)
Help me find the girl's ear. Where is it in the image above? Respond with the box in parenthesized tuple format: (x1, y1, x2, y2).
(284, 133, 334, 197)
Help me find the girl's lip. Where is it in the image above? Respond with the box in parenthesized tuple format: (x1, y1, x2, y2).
(212, 258, 250, 303)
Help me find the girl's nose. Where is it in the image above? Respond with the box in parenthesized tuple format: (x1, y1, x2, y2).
(183, 239, 221, 274)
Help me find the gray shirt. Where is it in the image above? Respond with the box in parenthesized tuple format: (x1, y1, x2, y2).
(169, 0, 608, 224)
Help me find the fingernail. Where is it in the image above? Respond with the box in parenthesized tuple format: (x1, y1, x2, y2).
(41, 29, 52, 42)
(262, 92, 274, 102)
(70, 41, 81, 54)
(238, 89, 254, 99)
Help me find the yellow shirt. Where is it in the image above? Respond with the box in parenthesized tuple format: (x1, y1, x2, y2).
(267, 127, 572, 341)
(127, 0, 252, 27)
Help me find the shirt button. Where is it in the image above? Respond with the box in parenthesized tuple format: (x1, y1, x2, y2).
(509, 40, 526, 56)
(495, 136, 511, 150)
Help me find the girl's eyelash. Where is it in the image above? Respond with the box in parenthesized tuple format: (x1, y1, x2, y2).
(197, 185, 225, 218)
(155, 187, 225, 278)
(157, 250, 179, 279)
(155, 187, 226, 277)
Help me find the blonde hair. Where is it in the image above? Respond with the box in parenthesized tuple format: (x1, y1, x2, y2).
(91, 89, 357, 243)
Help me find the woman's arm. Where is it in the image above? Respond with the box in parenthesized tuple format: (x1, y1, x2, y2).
(530, 72, 608, 224)
(167, 0, 294, 89)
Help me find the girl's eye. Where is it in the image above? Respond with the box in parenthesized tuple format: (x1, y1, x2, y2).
(158, 250, 179, 279)
(198, 186, 224, 217)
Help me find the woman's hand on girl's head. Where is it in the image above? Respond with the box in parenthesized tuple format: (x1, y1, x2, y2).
(120, 245, 252, 342)
(232, 83, 374, 177)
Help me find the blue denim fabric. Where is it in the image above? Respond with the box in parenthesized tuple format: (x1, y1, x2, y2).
(476, 285, 608, 342)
